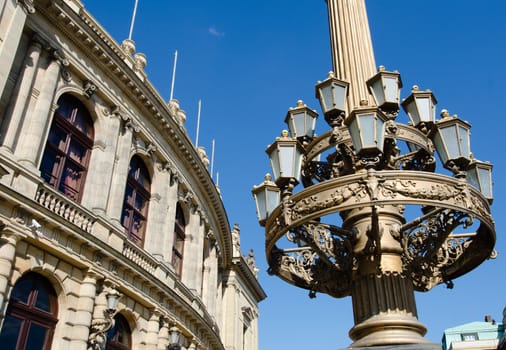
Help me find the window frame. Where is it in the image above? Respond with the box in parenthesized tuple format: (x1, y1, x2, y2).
(172, 203, 186, 278)
(39, 94, 94, 202)
(0, 272, 58, 350)
(121, 155, 151, 246)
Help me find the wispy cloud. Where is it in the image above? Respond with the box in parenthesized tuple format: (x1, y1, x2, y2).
(208, 25, 225, 37)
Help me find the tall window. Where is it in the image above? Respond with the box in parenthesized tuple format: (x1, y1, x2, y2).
(106, 314, 131, 350)
(172, 203, 186, 278)
(121, 155, 150, 246)
(40, 94, 94, 202)
(0, 272, 58, 350)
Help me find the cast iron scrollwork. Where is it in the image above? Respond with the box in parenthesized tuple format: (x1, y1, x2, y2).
(401, 208, 475, 291)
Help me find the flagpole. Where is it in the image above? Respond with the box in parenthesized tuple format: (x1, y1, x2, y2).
(128, 0, 139, 40)
(210, 139, 215, 180)
(195, 99, 202, 147)
(169, 50, 178, 101)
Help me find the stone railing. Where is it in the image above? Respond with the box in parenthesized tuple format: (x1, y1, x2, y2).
(35, 187, 94, 233)
(122, 240, 158, 274)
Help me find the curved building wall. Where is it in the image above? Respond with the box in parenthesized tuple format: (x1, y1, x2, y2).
(0, 1, 265, 349)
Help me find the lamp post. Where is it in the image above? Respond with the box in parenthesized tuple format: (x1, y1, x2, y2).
(252, 1, 496, 348)
(167, 325, 182, 350)
(88, 288, 122, 350)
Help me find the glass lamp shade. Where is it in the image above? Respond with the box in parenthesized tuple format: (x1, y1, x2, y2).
(285, 100, 318, 139)
(266, 131, 303, 184)
(252, 174, 281, 224)
(431, 113, 472, 167)
(106, 289, 121, 311)
(401, 86, 438, 127)
(345, 107, 388, 156)
(467, 160, 493, 202)
(315, 71, 349, 120)
(366, 66, 402, 114)
(169, 326, 181, 345)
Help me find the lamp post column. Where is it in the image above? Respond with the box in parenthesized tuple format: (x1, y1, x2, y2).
(325, 0, 376, 110)
(343, 205, 428, 347)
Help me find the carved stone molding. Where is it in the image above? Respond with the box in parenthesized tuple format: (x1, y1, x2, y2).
(83, 80, 97, 98)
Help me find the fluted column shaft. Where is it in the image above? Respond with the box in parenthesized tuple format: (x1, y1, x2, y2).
(1, 37, 42, 151)
(17, 53, 62, 167)
(106, 121, 134, 222)
(0, 0, 34, 96)
(325, 0, 376, 110)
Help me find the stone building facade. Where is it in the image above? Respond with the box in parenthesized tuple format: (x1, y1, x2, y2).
(0, 0, 266, 349)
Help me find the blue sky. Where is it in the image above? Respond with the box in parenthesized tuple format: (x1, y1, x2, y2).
(83, 1, 506, 349)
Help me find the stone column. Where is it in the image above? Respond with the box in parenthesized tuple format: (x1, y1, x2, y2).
(204, 238, 218, 316)
(143, 163, 171, 258)
(0, 0, 35, 96)
(145, 309, 161, 350)
(80, 107, 122, 214)
(162, 173, 178, 263)
(181, 205, 204, 292)
(106, 117, 135, 223)
(157, 316, 170, 350)
(68, 271, 101, 350)
(0, 229, 22, 319)
(1, 35, 43, 152)
(325, 0, 376, 110)
(16, 49, 64, 168)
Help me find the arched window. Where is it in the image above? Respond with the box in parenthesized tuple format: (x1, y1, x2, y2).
(0, 272, 58, 350)
(121, 155, 150, 246)
(172, 203, 186, 278)
(40, 94, 94, 202)
(106, 314, 131, 350)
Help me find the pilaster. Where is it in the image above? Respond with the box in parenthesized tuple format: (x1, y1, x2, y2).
(68, 271, 101, 350)
(106, 116, 136, 222)
(80, 105, 121, 213)
(1, 35, 43, 152)
(0, 0, 34, 96)
(16, 49, 64, 168)
(0, 229, 22, 320)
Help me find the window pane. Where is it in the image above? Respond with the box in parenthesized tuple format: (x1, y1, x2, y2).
(10, 279, 32, 304)
(0, 315, 22, 348)
(73, 109, 93, 138)
(40, 150, 63, 186)
(35, 286, 51, 312)
(133, 193, 147, 213)
(121, 207, 132, 229)
(59, 162, 83, 200)
(47, 126, 68, 152)
(124, 185, 134, 206)
(67, 139, 88, 164)
(25, 323, 48, 349)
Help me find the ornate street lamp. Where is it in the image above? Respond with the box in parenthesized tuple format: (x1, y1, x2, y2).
(167, 326, 182, 350)
(401, 85, 438, 131)
(88, 287, 122, 350)
(284, 100, 318, 142)
(252, 174, 280, 226)
(345, 106, 388, 158)
(431, 109, 472, 173)
(315, 71, 349, 127)
(265, 130, 304, 196)
(367, 66, 402, 116)
(253, 1, 496, 349)
(467, 160, 493, 203)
